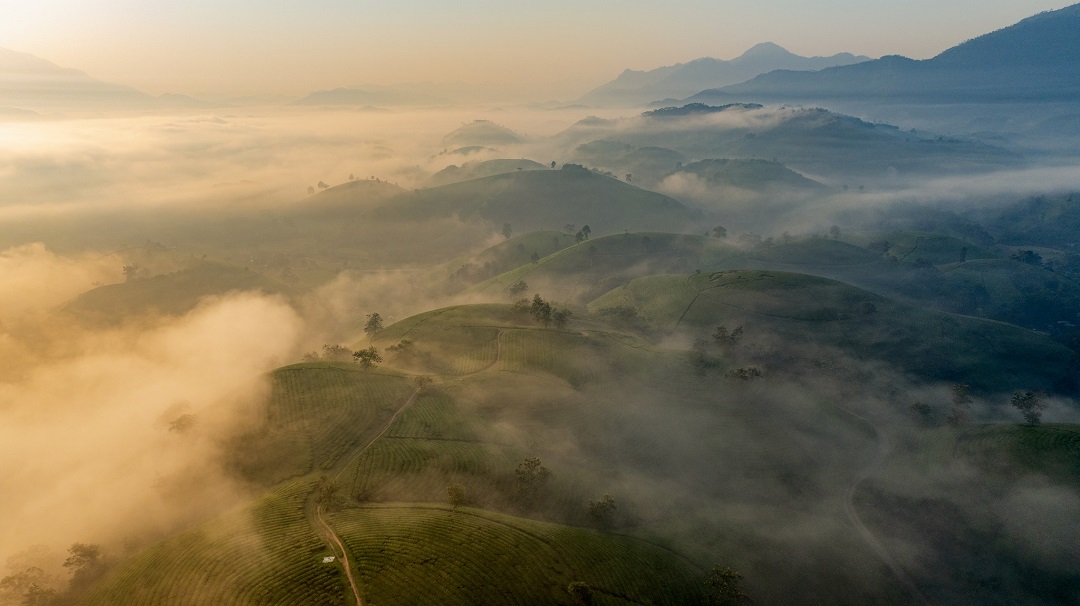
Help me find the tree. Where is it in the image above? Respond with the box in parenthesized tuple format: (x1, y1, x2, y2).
(713, 325, 743, 350)
(712, 225, 727, 239)
(530, 251, 540, 264)
(829, 225, 841, 240)
(307, 185, 315, 195)
(321, 343, 352, 361)
(447, 483, 467, 509)
(364, 312, 384, 338)
(509, 298, 531, 322)
(581, 225, 591, 240)
(502, 222, 513, 239)
(63, 544, 101, 573)
(531, 294, 553, 326)
(552, 308, 572, 329)
(1011, 390, 1045, 426)
(705, 566, 749, 606)
(1011, 250, 1043, 266)
(551, 160, 557, 169)
(587, 494, 616, 527)
(567, 582, 595, 605)
(317, 181, 329, 189)
(575, 229, 585, 243)
(385, 339, 414, 357)
(507, 280, 529, 297)
(946, 383, 972, 426)
(352, 346, 382, 368)
(513, 456, 550, 505)
(316, 477, 342, 510)
(625, 173, 632, 182)
(122, 264, 142, 282)
(415, 375, 433, 390)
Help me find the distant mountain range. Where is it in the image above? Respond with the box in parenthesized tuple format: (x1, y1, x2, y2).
(0, 47, 152, 111)
(696, 4, 1080, 103)
(0, 47, 227, 112)
(579, 43, 870, 107)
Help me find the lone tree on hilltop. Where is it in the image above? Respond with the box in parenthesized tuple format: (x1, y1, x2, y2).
(364, 312, 384, 338)
(712, 225, 727, 239)
(353, 346, 382, 368)
(1011, 390, 1045, 426)
(502, 223, 513, 239)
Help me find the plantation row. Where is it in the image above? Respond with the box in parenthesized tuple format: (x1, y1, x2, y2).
(497, 329, 600, 387)
(954, 424, 1080, 478)
(328, 504, 705, 606)
(346, 437, 513, 503)
(85, 481, 345, 606)
(269, 366, 414, 470)
(387, 390, 482, 442)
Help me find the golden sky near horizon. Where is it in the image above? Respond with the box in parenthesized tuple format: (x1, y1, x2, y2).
(0, 0, 1074, 97)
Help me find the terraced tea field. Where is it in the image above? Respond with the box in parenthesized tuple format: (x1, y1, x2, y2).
(85, 481, 345, 606)
(329, 504, 705, 606)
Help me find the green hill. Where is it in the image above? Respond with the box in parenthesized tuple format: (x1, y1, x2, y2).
(570, 140, 686, 186)
(331, 504, 705, 606)
(63, 261, 293, 326)
(377, 165, 702, 235)
(424, 159, 549, 187)
(664, 158, 826, 191)
(589, 270, 1076, 392)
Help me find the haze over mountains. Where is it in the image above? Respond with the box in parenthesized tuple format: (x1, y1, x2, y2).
(579, 42, 870, 107)
(687, 4, 1080, 104)
(2, 3, 1080, 606)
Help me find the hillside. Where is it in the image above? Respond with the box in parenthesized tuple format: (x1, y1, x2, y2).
(551, 105, 1022, 181)
(589, 270, 1076, 393)
(579, 42, 869, 107)
(377, 165, 701, 235)
(424, 158, 549, 187)
(63, 261, 293, 326)
(663, 158, 826, 191)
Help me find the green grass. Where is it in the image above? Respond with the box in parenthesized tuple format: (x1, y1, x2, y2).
(329, 504, 706, 606)
(84, 481, 345, 606)
(905, 423, 1080, 481)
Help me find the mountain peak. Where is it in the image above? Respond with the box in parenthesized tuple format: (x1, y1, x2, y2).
(738, 42, 792, 59)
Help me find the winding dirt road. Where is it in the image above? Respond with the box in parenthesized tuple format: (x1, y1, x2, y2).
(309, 329, 506, 605)
(839, 409, 930, 605)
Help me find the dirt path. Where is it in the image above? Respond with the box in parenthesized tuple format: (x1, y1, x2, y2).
(839, 409, 930, 605)
(309, 329, 506, 606)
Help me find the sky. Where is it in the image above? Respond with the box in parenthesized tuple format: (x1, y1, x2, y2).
(0, 0, 1074, 98)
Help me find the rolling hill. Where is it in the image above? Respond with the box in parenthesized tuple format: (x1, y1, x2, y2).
(424, 159, 549, 187)
(377, 164, 702, 235)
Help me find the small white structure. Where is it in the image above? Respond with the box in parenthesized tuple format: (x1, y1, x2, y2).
(322, 556, 336, 564)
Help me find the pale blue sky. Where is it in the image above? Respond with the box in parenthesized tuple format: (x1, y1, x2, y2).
(0, 0, 1073, 97)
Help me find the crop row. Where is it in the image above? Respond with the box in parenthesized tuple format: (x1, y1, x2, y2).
(327, 505, 704, 605)
(348, 438, 506, 502)
(387, 391, 480, 441)
(86, 481, 345, 605)
(268, 367, 413, 469)
(497, 330, 599, 387)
